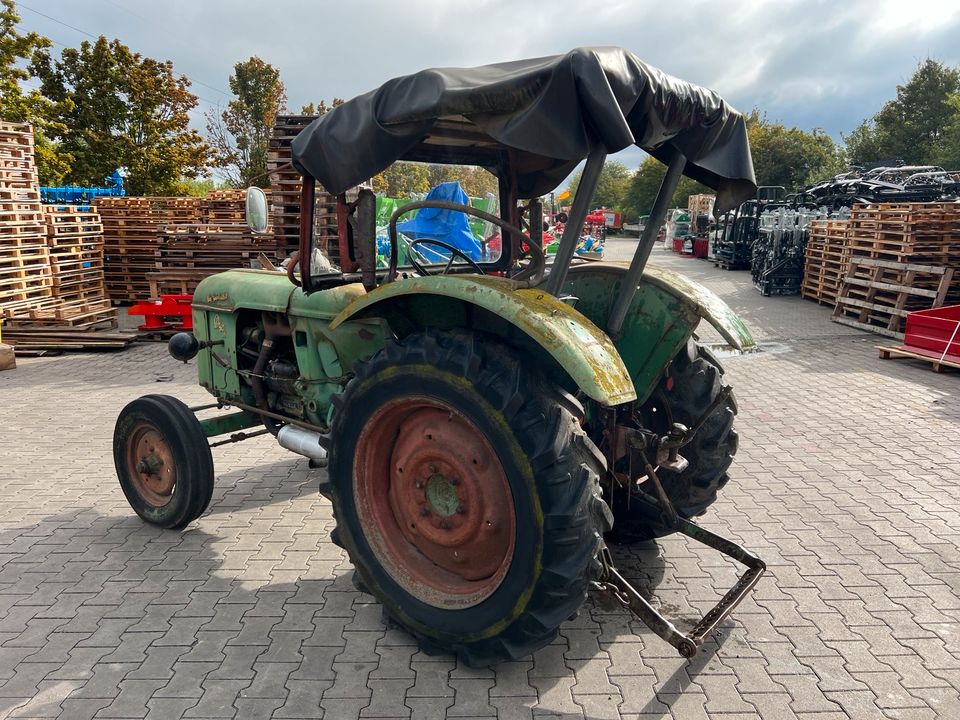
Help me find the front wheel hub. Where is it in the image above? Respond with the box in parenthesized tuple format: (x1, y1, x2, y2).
(354, 398, 516, 608)
(126, 423, 177, 508)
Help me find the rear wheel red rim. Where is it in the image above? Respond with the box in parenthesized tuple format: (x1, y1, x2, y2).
(126, 422, 177, 508)
(354, 397, 516, 609)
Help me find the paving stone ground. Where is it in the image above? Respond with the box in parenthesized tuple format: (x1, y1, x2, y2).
(1, 242, 958, 719)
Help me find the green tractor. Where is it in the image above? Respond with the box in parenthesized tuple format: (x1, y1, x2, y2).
(114, 48, 765, 665)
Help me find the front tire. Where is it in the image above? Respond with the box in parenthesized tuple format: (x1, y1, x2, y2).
(327, 330, 610, 666)
(113, 394, 215, 529)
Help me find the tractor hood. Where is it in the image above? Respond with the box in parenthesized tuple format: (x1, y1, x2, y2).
(292, 47, 757, 215)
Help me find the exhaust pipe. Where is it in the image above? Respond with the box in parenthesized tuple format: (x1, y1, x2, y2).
(277, 425, 328, 465)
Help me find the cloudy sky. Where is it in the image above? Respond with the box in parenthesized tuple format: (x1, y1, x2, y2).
(15, 0, 960, 170)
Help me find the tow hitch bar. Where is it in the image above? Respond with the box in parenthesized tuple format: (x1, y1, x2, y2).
(593, 492, 766, 658)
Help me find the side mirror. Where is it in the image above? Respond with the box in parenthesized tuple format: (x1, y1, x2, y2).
(245, 187, 269, 234)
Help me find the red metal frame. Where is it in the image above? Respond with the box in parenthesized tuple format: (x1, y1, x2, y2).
(903, 305, 960, 361)
(128, 294, 193, 332)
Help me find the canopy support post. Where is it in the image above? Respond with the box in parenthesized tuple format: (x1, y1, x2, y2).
(606, 151, 686, 339)
(543, 149, 607, 296)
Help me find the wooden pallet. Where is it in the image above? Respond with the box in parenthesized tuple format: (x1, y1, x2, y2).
(3, 326, 135, 351)
(3, 297, 117, 329)
(269, 116, 338, 259)
(801, 224, 851, 307)
(832, 258, 954, 338)
(96, 197, 204, 301)
(147, 269, 208, 297)
(877, 345, 960, 373)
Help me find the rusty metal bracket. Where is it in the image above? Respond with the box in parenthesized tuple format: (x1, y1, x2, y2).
(593, 493, 765, 658)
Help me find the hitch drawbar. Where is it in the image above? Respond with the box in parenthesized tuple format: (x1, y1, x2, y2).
(592, 502, 765, 658)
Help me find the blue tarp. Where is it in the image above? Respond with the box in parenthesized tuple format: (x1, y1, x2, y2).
(396, 182, 483, 262)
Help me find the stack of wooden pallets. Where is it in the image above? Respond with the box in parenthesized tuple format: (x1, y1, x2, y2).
(831, 202, 960, 337)
(97, 196, 202, 301)
(801, 219, 851, 306)
(1, 122, 118, 334)
(201, 189, 247, 223)
(26, 204, 116, 328)
(0, 122, 54, 316)
(149, 223, 273, 296)
(269, 116, 339, 261)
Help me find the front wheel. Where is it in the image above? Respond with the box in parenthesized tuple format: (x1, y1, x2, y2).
(327, 330, 610, 666)
(606, 339, 738, 544)
(113, 394, 214, 529)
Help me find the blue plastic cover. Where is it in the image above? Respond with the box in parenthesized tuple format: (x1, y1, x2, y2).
(396, 182, 483, 261)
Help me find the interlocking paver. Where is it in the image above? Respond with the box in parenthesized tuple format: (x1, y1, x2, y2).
(3, 247, 960, 718)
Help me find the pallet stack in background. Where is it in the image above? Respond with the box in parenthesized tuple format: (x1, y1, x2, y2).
(801, 202, 960, 337)
(201, 189, 247, 223)
(97, 192, 275, 301)
(0, 122, 117, 335)
(832, 202, 960, 337)
(97, 196, 203, 301)
(268, 116, 339, 261)
(37, 204, 115, 327)
(150, 221, 273, 296)
(0, 122, 54, 317)
(801, 219, 851, 306)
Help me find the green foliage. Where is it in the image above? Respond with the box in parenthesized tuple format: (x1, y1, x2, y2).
(372, 162, 430, 196)
(372, 162, 497, 198)
(941, 93, 960, 169)
(621, 156, 711, 222)
(206, 56, 286, 188)
(33, 131, 70, 184)
(169, 176, 220, 197)
(564, 160, 631, 212)
(747, 111, 845, 189)
(33, 36, 207, 194)
(300, 98, 344, 115)
(844, 59, 960, 167)
(0, 0, 72, 182)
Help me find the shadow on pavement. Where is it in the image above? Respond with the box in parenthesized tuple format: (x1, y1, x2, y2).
(0, 504, 727, 719)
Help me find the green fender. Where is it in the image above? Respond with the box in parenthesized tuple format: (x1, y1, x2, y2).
(561, 262, 755, 405)
(641, 265, 755, 351)
(329, 274, 637, 406)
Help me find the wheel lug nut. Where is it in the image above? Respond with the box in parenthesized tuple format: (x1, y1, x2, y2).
(439, 520, 450, 530)
(420, 507, 431, 517)
(450, 477, 460, 486)
(429, 465, 438, 473)
(457, 506, 466, 515)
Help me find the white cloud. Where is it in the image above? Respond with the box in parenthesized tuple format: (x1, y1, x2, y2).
(18, 0, 960, 168)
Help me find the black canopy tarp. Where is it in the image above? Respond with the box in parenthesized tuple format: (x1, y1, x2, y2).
(292, 47, 756, 215)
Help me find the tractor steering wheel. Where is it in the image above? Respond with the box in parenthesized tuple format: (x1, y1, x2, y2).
(407, 238, 484, 277)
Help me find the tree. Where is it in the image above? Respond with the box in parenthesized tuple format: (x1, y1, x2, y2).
(564, 160, 631, 211)
(844, 59, 960, 167)
(206, 57, 286, 188)
(621, 156, 712, 221)
(372, 161, 430, 196)
(33, 37, 208, 194)
(371, 162, 498, 198)
(456, 166, 498, 198)
(0, 0, 71, 183)
(300, 98, 344, 115)
(747, 111, 845, 189)
(941, 93, 960, 169)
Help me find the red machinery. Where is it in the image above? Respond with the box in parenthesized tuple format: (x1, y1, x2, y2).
(903, 305, 960, 363)
(127, 294, 193, 332)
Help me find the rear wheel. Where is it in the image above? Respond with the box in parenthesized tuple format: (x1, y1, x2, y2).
(606, 339, 738, 544)
(328, 330, 610, 666)
(114, 394, 214, 529)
